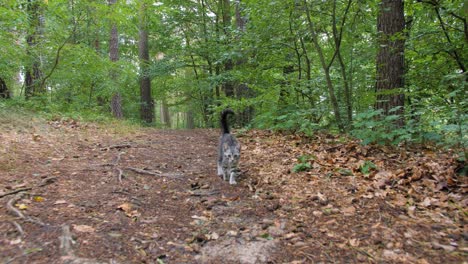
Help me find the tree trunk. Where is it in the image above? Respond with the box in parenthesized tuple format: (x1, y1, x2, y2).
(108, 0, 123, 119)
(303, 0, 344, 131)
(221, 0, 234, 97)
(186, 110, 195, 129)
(331, 0, 353, 125)
(138, 1, 154, 123)
(25, 0, 44, 99)
(160, 99, 171, 128)
(375, 0, 405, 127)
(0, 77, 10, 99)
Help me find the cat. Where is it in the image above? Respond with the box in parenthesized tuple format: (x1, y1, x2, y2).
(217, 109, 241, 185)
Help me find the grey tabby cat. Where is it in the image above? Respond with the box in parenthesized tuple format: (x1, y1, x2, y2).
(217, 109, 241, 185)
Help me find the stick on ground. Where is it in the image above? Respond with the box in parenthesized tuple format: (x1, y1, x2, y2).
(126, 167, 183, 179)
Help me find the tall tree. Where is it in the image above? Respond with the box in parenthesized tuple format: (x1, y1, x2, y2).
(108, 0, 123, 118)
(25, 0, 44, 99)
(375, 0, 406, 126)
(303, 0, 344, 131)
(221, 0, 234, 97)
(138, 1, 154, 123)
(0, 77, 10, 99)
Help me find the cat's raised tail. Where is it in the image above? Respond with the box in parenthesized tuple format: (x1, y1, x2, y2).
(221, 109, 234, 134)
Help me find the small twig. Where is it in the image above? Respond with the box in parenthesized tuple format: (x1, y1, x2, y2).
(126, 167, 183, 179)
(189, 190, 220, 196)
(0, 187, 32, 199)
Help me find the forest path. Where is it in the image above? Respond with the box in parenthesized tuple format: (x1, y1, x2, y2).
(0, 119, 465, 263)
(0, 120, 284, 263)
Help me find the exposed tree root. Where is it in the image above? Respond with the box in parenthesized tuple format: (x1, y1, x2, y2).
(11, 221, 24, 237)
(38, 176, 57, 187)
(7, 193, 27, 219)
(59, 225, 112, 264)
(59, 225, 75, 256)
(7, 193, 47, 226)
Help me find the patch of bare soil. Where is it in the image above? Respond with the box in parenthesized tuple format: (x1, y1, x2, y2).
(0, 120, 466, 263)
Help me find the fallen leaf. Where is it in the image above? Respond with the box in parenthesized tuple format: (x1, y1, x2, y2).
(342, 206, 356, 216)
(432, 241, 456, 252)
(33, 196, 44, 202)
(117, 202, 133, 213)
(73, 224, 95, 233)
(16, 204, 27, 210)
(348, 238, 360, 247)
(205, 232, 219, 240)
(54, 199, 67, 205)
(407, 206, 416, 218)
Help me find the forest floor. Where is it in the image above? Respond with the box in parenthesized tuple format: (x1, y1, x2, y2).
(0, 115, 466, 264)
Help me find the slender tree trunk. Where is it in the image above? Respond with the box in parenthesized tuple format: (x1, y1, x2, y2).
(331, 0, 353, 125)
(234, 0, 254, 125)
(138, 1, 154, 123)
(375, 0, 405, 127)
(25, 0, 44, 99)
(160, 99, 171, 128)
(303, 0, 344, 131)
(108, 0, 123, 119)
(0, 77, 10, 99)
(186, 110, 195, 129)
(221, 0, 234, 97)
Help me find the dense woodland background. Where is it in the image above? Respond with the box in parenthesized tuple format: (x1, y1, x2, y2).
(0, 0, 466, 148)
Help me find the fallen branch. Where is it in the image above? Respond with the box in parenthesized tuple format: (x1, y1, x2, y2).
(126, 167, 184, 179)
(100, 143, 131, 151)
(0, 187, 32, 199)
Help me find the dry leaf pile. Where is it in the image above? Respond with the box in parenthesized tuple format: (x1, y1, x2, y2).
(240, 130, 466, 263)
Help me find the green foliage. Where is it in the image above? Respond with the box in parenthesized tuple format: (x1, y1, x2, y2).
(0, 0, 465, 149)
(351, 109, 407, 145)
(292, 155, 314, 173)
(360, 160, 377, 175)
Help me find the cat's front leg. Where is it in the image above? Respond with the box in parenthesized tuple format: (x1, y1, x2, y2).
(229, 170, 237, 185)
(222, 166, 229, 181)
(217, 162, 223, 177)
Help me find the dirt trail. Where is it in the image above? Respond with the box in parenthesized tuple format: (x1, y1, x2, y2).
(0, 119, 466, 263)
(0, 121, 284, 263)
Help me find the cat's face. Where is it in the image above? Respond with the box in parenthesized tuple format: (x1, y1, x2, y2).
(223, 145, 240, 164)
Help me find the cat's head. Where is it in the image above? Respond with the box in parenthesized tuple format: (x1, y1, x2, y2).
(223, 144, 240, 163)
